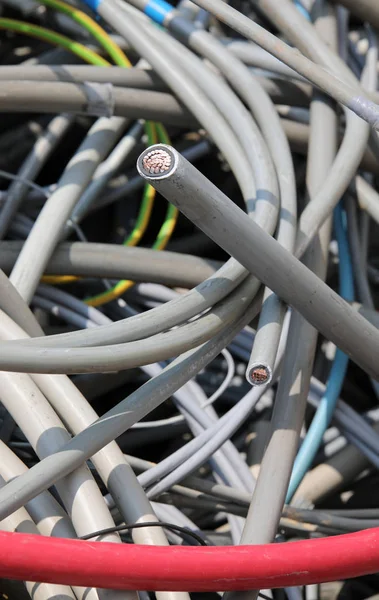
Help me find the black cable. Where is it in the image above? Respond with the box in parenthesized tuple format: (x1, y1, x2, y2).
(79, 520, 208, 546)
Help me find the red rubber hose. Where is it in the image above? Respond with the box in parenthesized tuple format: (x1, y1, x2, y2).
(0, 529, 378, 590)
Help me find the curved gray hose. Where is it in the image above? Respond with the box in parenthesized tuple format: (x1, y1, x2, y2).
(0, 240, 218, 289)
(0, 276, 261, 373)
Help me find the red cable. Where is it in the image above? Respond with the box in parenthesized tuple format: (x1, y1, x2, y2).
(0, 529, 378, 590)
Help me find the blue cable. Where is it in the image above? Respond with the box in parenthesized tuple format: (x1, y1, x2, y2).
(286, 202, 354, 503)
(293, 0, 311, 21)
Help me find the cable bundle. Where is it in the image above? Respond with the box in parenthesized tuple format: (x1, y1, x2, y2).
(0, 0, 378, 599)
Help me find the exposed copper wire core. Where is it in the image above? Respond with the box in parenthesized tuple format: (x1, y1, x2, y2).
(142, 149, 172, 174)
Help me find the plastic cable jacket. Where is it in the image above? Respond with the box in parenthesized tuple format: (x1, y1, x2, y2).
(1, 529, 379, 590)
(82, 0, 103, 10)
(83, 82, 115, 118)
(144, 0, 173, 24)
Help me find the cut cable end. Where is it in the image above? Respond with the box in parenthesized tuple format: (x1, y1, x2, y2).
(137, 144, 177, 180)
(246, 363, 272, 387)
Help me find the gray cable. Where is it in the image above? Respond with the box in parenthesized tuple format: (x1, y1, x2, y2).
(0, 81, 196, 127)
(175, 0, 379, 127)
(65, 119, 142, 237)
(167, 16, 296, 386)
(0, 276, 261, 373)
(346, 194, 375, 308)
(0, 240, 218, 290)
(10, 116, 128, 303)
(356, 175, 379, 225)
(37, 284, 111, 326)
(0, 282, 262, 520)
(0, 65, 314, 110)
(142, 313, 288, 500)
(0, 476, 76, 600)
(98, 0, 259, 206)
(137, 145, 379, 380)
(0, 114, 73, 240)
(0, 293, 191, 600)
(253, 0, 374, 260)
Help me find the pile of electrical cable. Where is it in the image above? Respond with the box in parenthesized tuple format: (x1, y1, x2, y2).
(0, 0, 379, 599)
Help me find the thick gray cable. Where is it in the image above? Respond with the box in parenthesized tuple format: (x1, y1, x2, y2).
(0, 65, 169, 89)
(167, 17, 296, 386)
(137, 145, 379, 379)
(0, 275, 261, 373)
(0, 114, 73, 240)
(144, 18, 279, 221)
(0, 65, 313, 110)
(10, 116, 128, 303)
(0, 241, 218, 290)
(0, 80, 197, 126)
(0, 282, 262, 520)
